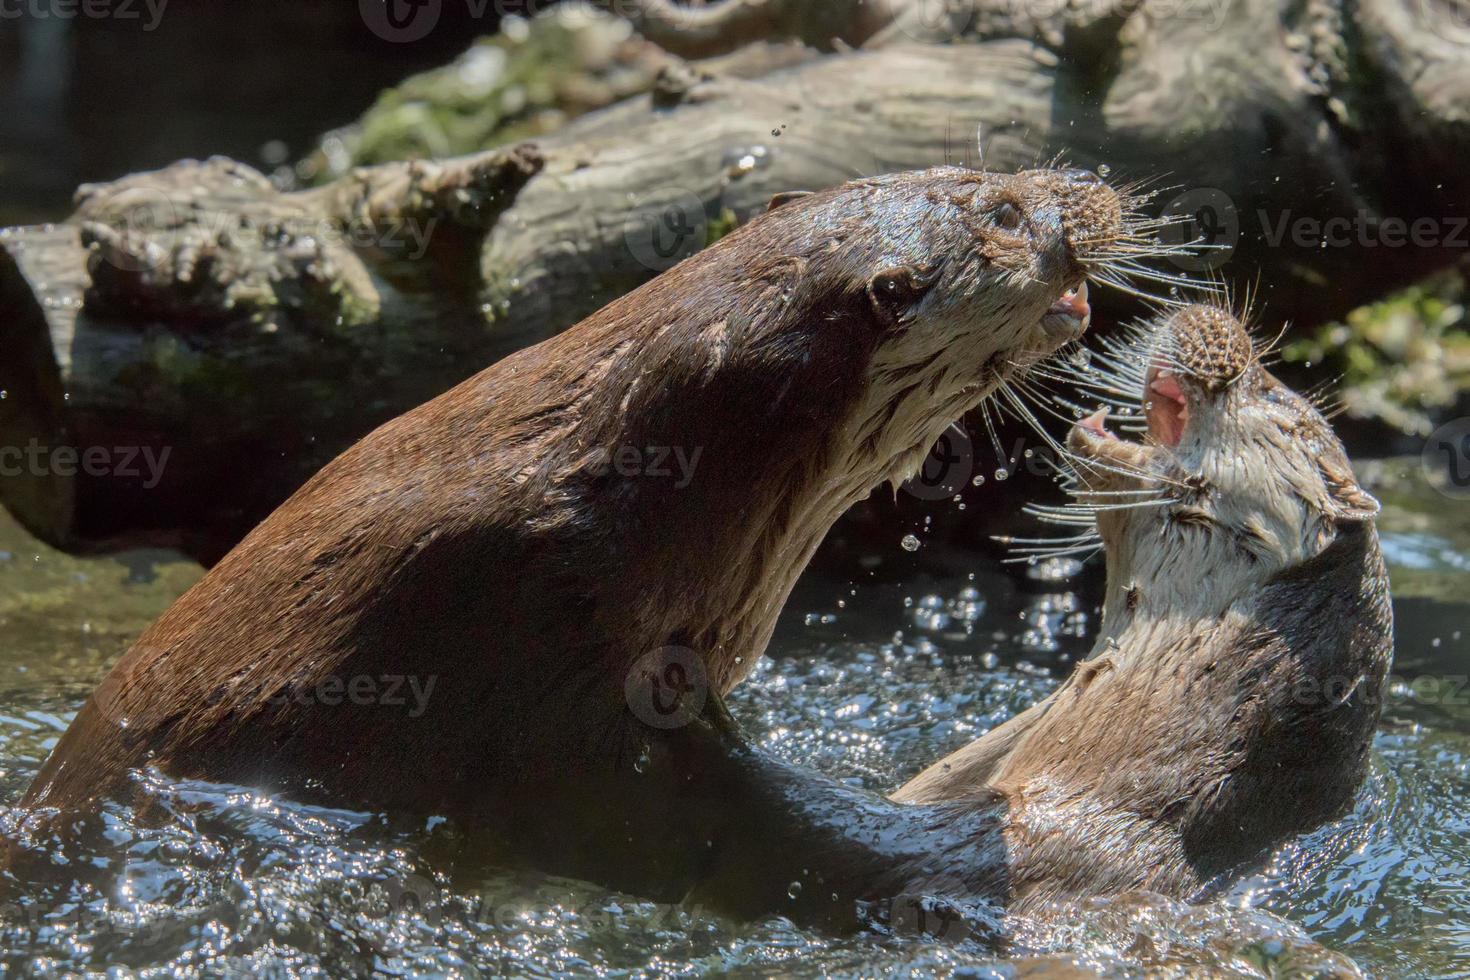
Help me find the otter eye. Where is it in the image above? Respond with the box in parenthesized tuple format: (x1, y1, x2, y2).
(867, 262, 943, 325)
(994, 202, 1023, 231)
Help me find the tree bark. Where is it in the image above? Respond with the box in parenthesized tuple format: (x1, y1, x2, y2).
(2, 0, 1466, 562)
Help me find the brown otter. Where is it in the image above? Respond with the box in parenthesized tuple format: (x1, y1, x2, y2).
(676, 303, 1392, 928)
(891, 301, 1394, 903)
(20, 167, 1129, 833)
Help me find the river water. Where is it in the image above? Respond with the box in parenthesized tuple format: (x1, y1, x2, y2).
(0, 459, 1464, 977)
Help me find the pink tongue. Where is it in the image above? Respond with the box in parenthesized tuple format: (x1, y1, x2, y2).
(1079, 407, 1118, 441)
(1146, 371, 1188, 447)
(1048, 282, 1091, 321)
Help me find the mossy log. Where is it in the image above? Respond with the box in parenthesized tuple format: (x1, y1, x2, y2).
(1, 0, 1467, 562)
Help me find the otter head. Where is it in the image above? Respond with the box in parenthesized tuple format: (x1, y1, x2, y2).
(758, 165, 1137, 488)
(849, 165, 1126, 364)
(1061, 302, 1381, 624)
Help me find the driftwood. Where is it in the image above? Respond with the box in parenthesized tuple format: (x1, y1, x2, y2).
(1, 0, 1467, 562)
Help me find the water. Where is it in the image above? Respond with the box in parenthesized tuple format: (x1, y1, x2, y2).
(0, 460, 1465, 977)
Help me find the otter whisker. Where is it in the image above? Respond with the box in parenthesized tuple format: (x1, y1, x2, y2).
(1003, 532, 1104, 544)
(976, 398, 1009, 465)
(998, 382, 1076, 463)
(999, 543, 1104, 565)
(1024, 510, 1101, 528)
(1092, 271, 1190, 307)
(1071, 486, 1173, 497)
(1045, 496, 1182, 515)
(1109, 262, 1223, 295)
(1056, 446, 1191, 490)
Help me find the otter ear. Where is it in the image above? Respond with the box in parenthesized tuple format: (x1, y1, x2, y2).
(1318, 455, 1380, 522)
(767, 191, 813, 213)
(867, 262, 944, 325)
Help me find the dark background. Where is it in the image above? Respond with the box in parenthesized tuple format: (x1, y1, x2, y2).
(0, 1, 519, 224)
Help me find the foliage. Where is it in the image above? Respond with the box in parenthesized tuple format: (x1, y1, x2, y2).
(296, 5, 665, 185)
(1283, 271, 1470, 436)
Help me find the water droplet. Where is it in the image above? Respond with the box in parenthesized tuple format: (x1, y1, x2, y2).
(972, 475, 986, 487)
(633, 751, 650, 774)
(1097, 163, 1111, 177)
(1023, 449, 1034, 459)
(900, 534, 921, 552)
(994, 468, 1010, 481)
(788, 881, 802, 899)
(0, 390, 7, 400)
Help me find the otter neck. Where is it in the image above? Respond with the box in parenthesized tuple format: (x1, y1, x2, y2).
(575, 296, 1038, 693)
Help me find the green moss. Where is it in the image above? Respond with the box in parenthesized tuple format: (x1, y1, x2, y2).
(1283, 271, 1470, 435)
(705, 208, 740, 247)
(298, 9, 663, 185)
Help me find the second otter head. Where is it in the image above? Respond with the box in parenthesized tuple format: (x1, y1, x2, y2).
(1062, 302, 1381, 618)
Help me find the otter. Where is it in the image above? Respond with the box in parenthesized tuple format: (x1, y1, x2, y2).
(889, 302, 1394, 909)
(20, 167, 1127, 846)
(677, 303, 1393, 928)
(17, 274, 1391, 941)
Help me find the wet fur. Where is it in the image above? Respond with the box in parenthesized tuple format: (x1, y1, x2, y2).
(23, 166, 1117, 814)
(897, 304, 1394, 914)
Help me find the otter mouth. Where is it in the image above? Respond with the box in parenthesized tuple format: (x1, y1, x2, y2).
(1039, 282, 1091, 341)
(1069, 360, 1192, 465)
(1144, 364, 1189, 448)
